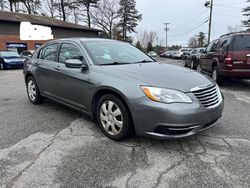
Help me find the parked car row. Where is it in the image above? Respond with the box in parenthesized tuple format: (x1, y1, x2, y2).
(185, 31, 250, 85)
(184, 47, 205, 69)
(160, 48, 192, 59)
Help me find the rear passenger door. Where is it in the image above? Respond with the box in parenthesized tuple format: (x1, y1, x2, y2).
(35, 43, 60, 95)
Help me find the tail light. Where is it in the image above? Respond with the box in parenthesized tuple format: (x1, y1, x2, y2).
(224, 53, 233, 67)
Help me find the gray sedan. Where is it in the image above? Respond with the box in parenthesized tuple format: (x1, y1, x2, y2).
(23, 38, 224, 141)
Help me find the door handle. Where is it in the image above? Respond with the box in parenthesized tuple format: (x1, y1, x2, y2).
(247, 54, 250, 57)
(54, 66, 61, 71)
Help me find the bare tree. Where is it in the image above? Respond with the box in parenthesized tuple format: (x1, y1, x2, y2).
(188, 36, 198, 48)
(0, 0, 8, 10)
(227, 25, 242, 33)
(21, 0, 41, 14)
(91, 0, 119, 38)
(42, 0, 58, 18)
(136, 30, 158, 49)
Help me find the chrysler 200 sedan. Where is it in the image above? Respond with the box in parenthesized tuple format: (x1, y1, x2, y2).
(23, 38, 224, 141)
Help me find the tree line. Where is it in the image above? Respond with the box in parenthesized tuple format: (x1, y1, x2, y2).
(0, 0, 142, 42)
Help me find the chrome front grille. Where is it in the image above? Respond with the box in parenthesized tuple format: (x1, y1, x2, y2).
(192, 84, 220, 108)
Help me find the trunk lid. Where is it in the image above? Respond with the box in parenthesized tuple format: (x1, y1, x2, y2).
(231, 35, 250, 69)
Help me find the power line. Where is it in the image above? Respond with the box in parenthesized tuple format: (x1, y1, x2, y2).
(214, 13, 242, 18)
(171, 9, 208, 31)
(170, 18, 209, 38)
(214, 4, 242, 9)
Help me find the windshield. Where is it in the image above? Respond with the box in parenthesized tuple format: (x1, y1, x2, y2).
(83, 41, 154, 65)
(233, 35, 250, 51)
(0, 51, 20, 58)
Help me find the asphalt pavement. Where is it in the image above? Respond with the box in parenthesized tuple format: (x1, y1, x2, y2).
(0, 58, 250, 188)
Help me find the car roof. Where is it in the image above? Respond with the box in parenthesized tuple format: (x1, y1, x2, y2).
(220, 31, 250, 38)
(0, 50, 17, 52)
(50, 38, 121, 43)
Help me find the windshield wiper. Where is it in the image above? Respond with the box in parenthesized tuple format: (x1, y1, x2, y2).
(134, 60, 155, 64)
(99, 61, 131, 66)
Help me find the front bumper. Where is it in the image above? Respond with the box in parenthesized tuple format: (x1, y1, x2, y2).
(4, 62, 23, 69)
(130, 95, 224, 139)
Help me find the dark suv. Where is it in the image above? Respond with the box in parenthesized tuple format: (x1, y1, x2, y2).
(199, 32, 250, 84)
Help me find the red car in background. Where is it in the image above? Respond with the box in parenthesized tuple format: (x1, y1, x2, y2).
(199, 31, 250, 84)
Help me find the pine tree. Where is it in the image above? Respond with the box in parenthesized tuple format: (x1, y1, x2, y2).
(242, 0, 250, 31)
(147, 42, 153, 52)
(117, 0, 142, 42)
(197, 32, 206, 47)
(135, 41, 142, 51)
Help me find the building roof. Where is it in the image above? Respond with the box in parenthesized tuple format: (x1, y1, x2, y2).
(0, 10, 100, 32)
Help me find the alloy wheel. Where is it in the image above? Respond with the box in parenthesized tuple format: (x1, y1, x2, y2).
(100, 100, 123, 136)
(27, 80, 37, 101)
(0, 63, 3, 70)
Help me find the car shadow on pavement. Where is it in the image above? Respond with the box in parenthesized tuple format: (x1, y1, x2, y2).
(220, 79, 250, 92)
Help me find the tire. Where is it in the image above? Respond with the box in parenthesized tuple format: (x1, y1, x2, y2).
(196, 63, 202, 72)
(26, 76, 44, 104)
(212, 65, 223, 85)
(97, 94, 132, 141)
(0, 63, 5, 70)
(184, 60, 188, 67)
(190, 60, 195, 69)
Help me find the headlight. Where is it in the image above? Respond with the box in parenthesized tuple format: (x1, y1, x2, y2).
(141, 86, 193, 104)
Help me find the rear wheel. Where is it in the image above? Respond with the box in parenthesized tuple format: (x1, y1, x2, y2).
(97, 94, 132, 141)
(212, 65, 223, 85)
(26, 77, 44, 104)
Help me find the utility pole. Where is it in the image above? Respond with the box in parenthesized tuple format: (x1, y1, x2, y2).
(164, 22, 170, 50)
(205, 0, 214, 43)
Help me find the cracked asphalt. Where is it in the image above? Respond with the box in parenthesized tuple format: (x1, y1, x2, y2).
(0, 58, 250, 188)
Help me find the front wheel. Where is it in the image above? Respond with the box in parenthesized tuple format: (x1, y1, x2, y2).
(97, 94, 132, 141)
(196, 64, 202, 72)
(0, 63, 4, 70)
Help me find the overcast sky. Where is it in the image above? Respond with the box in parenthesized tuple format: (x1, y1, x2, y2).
(135, 0, 248, 46)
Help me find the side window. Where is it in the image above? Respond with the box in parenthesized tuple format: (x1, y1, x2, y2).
(206, 42, 214, 52)
(207, 40, 219, 52)
(59, 43, 85, 64)
(39, 44, 59, 61)
(219, 37, 231, 51)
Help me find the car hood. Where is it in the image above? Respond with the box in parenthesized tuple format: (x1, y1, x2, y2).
(102, 62, 214, 92)
(3, 57, 25, 63)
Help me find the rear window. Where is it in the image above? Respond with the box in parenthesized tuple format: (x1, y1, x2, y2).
(233, 35, 250, 51)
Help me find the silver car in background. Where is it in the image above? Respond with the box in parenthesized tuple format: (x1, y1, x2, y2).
(23, 38, 224, 141)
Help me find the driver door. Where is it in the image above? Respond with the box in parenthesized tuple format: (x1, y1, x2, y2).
(52, 42, 92, 111)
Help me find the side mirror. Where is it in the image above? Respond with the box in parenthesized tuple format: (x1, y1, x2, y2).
(65, 59, 84, 69)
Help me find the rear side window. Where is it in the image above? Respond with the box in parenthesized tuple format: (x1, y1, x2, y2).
(218, 37, 232, 52)
(233, 35, 250, 51)
(39, 44, 59, 61)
